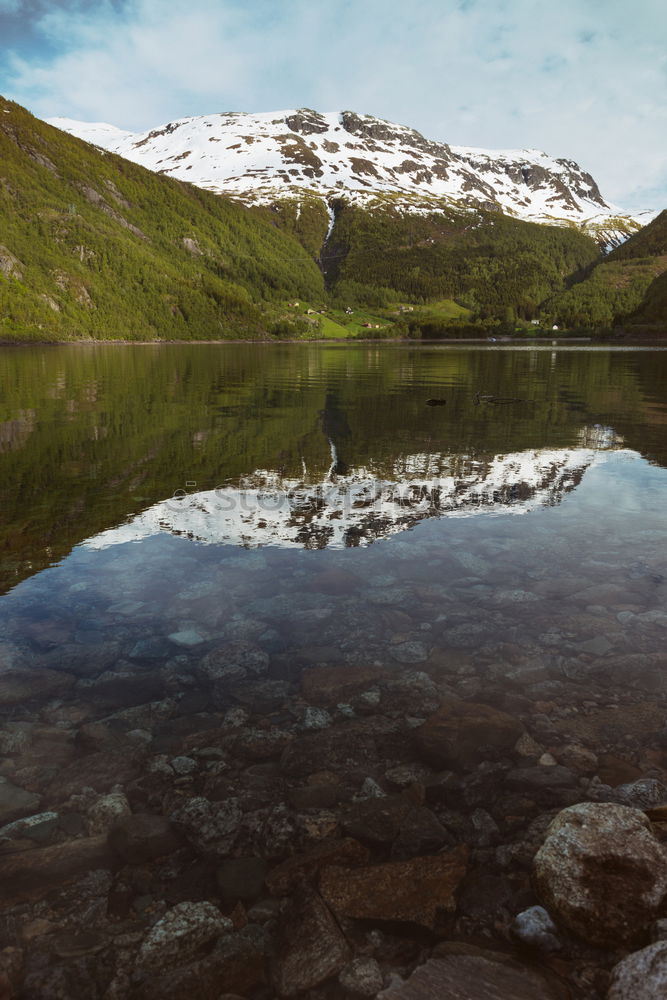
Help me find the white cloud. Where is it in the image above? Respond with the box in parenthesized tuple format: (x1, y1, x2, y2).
(2, 0, 666, 210)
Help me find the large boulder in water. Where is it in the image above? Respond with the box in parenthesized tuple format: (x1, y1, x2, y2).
(533, 802, 667, 947)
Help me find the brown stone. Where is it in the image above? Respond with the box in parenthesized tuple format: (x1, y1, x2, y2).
(377, 944, 570, 999)
(319, 846, 469, 931)
(0, 946, 22, 1000)
(272, 889, 351, 997)
(301, 665, 386, 707)
(0, 667, 75, 707)
(551, 701, 665, 745)
(597, 754, 643, 786)
(288, 783, 348, 810)
(341, 795, 411, 847)
(231, 727, 294, 762)
(280, 718, 405, 780)
(266, 838, 369, 895)
(415, 699, 524, 769)
(10, 725, 76, 774)
(534, 802, 667, 947)
(108, 813, 184, 863)
(0, 835, 112, 904)
(0, 780, 41, 826)
(46, 750, 143, 802)
(76, 669, 166, 709)
(132, 932, 265, 1000)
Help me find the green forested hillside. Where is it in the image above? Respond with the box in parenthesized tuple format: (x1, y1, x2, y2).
(543, 210, 667, 330)
(0, 97, 324, 341)
(322, 199, 601, 320)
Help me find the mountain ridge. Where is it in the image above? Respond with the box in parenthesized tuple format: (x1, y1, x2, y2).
(48, 108, 649, 250)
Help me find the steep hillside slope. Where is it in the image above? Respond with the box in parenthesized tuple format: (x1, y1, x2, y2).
(321, 200, 601, 320)
(608, 210, 667, 261)
(0, 97, 324, 342)
(543, 210, 667, 329)
(49, 108, 643, 247)
(628, 271, 667, 327)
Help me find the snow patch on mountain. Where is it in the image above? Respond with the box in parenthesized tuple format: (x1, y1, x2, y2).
(48, 109, 645, 242)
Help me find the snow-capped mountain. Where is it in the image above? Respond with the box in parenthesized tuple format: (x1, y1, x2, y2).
(84, 433, 628, 552)
(48, 109, 642, 242)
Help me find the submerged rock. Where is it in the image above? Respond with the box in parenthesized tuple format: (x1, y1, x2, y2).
(341, 794, 411, 848)
(136, 901, 233, 970)
(505, 765, 580, 807)
(272, 889, 351, 997)
(510, 906, 562, 953)
(197, 641, 269, 688)
(108, 812, 184, 863)
(0, 779, 41, 826)
(377, 944, 570, 999)
(0, 835, 112, 904)
(0, 665, 75, 706)
(607, 941, 667, 999)
(339, 957, 384, 997)
(86, 789, 131, 834)
(390, 641, 429, 664)
(615, 778, 667, 809)
(319, 846, 469, 931)
(300, 664, 386, 706)
(170, 796, 242, 857)
(415, 699, 524, 769)
(0, 809, 59, 845)
(534, 802, 667, 947)
(265, 838, 369, 895)
(131, 930, 265, 1000)
(216, 857, 269, 901)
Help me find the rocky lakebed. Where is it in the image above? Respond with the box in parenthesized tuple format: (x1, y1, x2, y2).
(1, 558, 667, 1000)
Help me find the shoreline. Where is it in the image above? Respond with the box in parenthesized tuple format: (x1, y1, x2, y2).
(2, 335, 667, 349)
(0, 331, 667, 348)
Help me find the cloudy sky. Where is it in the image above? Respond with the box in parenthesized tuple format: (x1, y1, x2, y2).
(1, 0, 665, 212)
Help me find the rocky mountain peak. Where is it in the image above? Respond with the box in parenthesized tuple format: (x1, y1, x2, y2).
(48, 109, 641, 244)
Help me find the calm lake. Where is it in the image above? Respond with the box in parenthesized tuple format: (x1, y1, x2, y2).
(1, 344, 667, 694)
(1, 343, 667, 994)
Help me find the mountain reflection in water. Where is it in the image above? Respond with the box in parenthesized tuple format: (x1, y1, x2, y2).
(0, 343, 665, 593)
(84, 427, 627, 551)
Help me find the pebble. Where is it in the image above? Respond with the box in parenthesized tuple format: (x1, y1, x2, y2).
(510, 906, 562, 952)
(339, 957, 384, 997)
(390, 641, 429, 664)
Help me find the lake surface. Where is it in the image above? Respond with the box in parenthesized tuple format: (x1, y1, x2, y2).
(2, 343, 667, 996)
(1, 343, 667, 699)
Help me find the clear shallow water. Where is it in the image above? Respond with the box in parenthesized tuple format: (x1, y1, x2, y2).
(1, 343, 666, 706)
